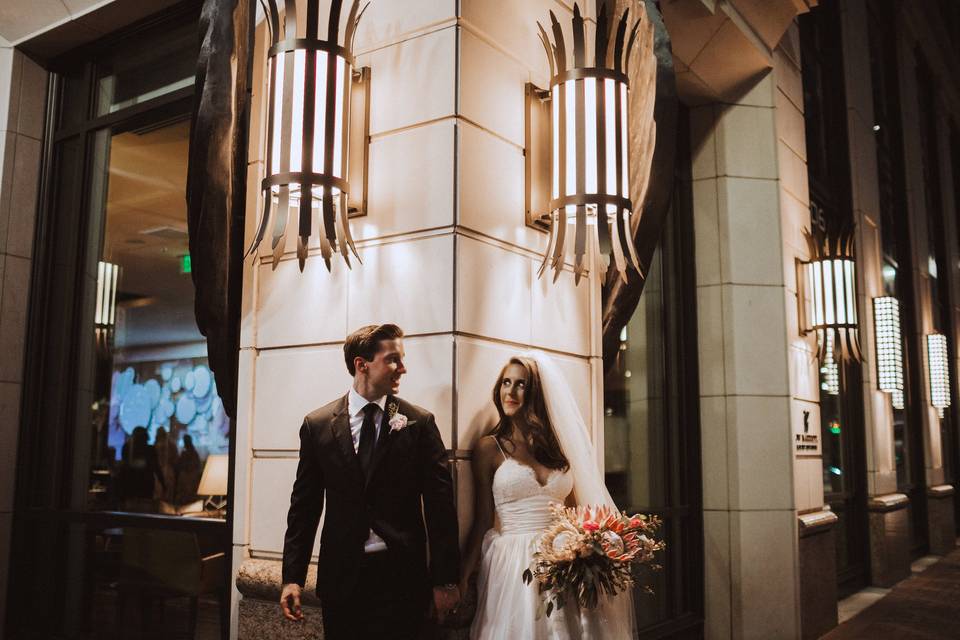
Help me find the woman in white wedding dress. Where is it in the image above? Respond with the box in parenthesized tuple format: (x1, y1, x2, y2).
(460, 353, 634, 639)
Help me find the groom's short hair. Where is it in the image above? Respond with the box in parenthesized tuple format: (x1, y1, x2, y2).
(344, 324, 405, 375)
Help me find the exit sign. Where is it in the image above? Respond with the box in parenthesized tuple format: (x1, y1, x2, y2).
(180, 254, 192, 274)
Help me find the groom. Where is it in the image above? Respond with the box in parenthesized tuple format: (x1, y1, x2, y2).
(279, 324, 461, 638)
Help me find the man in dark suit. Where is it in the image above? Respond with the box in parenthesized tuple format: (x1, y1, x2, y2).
(279, 323, 461, 639)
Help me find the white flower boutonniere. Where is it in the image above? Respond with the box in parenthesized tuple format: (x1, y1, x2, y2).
(389, 412, 409, 433)
(387, 401, 409, 433)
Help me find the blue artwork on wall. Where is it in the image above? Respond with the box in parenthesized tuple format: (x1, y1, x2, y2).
(108, 358, 228, 459)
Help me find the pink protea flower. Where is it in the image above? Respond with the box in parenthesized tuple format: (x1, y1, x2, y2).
(583, 521, 599, 532)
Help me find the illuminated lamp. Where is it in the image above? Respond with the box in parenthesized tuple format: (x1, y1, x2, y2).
(533, 2, 642, 284)
(798, 224, 862, 365)
(927, 333, 950, 418)
(873, 296, 904, 409)
(95, 260, 120, 349)
(248, 0, 370, 271)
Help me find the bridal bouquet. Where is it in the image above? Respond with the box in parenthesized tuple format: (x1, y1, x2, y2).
(522, 503, 664, 617)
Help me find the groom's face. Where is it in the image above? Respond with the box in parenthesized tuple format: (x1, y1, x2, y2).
(361, 338, 407, 396)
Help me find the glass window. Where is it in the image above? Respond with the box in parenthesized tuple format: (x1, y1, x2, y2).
(86, 119, 230, 516)
(801, 1, 870, 593)
(94, 21, 196, 116)
(7, 8, 231, 638)
(604, 106, 702, 635)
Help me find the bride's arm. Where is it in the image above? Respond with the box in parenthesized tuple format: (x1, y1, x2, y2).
(459, 436, 499, 595)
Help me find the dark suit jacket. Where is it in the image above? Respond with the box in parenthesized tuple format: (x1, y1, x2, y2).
(281, 394, 460, 600)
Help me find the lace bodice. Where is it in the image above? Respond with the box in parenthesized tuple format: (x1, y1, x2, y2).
(492, 457, 573, 535)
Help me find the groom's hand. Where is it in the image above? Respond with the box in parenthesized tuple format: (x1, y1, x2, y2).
(432, 585, 460, 623)
(280, 583, 304, 622)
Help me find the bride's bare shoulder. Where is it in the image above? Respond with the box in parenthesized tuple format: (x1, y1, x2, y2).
(472, 436, 503, 473)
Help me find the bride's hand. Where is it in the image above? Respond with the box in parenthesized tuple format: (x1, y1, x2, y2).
(433, 584, 460, 622)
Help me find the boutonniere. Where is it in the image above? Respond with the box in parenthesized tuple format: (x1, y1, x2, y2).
(387, 401, 409, 433)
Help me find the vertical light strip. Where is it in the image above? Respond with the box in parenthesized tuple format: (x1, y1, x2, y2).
(270, 56, 284, 178)
(873, 297, 904, 402)
(583, 78, 597, 195)
(604, 79, 616, 196)
(823, 261, 835, 325)
(95, 261, 119, 328)
(927, 333, 951, 418)
(551, 85, 560, 200)
(812, 263, 824, 327)
(108, 265, 118, 324)
(833, 259, 845, 324)
(95, 261, 106, 325)
(312, 50, 328, 178)
(564, 79, 577, 200)
(844, 260, 856, 324)
(332, 55, 346, 184)
(290, 50, 306, 174)
(619, 81, 628, 196)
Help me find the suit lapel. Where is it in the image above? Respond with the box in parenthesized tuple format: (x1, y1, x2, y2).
(366, 395, 396, 487)
(330, 395, 363, 484)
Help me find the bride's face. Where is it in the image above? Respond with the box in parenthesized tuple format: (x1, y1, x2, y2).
(499, 364, 528, 417)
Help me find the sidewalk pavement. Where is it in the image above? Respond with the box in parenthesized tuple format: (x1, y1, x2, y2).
(821, 545, 960, 639)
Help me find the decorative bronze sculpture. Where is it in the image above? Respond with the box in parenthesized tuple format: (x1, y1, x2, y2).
(600, 0, 677, 373)
(186, 0, 254, 419)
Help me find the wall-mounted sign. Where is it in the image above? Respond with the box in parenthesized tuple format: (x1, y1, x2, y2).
(793, 403, 821, 455)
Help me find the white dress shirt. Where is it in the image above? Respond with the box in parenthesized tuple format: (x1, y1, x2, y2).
(347, 387, 388, 553)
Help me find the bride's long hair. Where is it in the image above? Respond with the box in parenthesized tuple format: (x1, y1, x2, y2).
(490, 357, 569, 471)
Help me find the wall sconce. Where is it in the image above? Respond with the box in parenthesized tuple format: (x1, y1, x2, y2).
(527, 3, 642, 285)
(248, 0, 371, 271)
(95, 260, 120, 349)
(873, 296, 904, 409)
(926, 333, 950, 418)
(798, 225, 862, 365)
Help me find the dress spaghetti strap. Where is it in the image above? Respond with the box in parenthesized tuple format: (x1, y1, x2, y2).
(490, 435, 508, 461)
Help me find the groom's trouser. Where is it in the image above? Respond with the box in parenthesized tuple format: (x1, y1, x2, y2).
(320, 550, 430, 640)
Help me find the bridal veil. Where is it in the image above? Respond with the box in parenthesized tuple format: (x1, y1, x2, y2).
(522, 350, 637, 639)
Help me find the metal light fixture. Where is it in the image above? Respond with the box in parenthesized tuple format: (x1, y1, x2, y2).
(799, 224, 862, 364)
(95, 260, 120, 349)
(533, 2, 642, 284)
(873, 296, 904, 408)
(249, 0, 370, 271)
(926, 333, 950, 418)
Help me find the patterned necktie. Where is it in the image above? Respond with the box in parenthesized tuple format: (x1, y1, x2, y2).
(358, 403, 379, 477)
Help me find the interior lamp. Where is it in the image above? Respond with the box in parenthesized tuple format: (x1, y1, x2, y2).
(249, 0, 370, 271)
(95, 260, 119, 349)
(197, 454, 229, 512)
(873, 296, 904, 409)
(926, 333, 950, 418)
(533, 2, 642, 285)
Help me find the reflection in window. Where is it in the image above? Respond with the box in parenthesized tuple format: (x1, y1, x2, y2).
(604, 248, 666, 513)
(95, 22, 196, 115)
(86, 119, 229, 517)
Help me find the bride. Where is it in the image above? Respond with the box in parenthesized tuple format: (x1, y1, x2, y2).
(460, 352, 635, 639)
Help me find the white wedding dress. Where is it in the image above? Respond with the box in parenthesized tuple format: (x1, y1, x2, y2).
(470, 453, 582, 639)
(470, 351, 635, 640)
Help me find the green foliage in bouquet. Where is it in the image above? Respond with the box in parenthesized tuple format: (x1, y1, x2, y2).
(522, 503, 664, 617)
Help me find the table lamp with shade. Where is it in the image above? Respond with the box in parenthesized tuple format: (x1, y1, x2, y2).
(197, 454, 229, 513)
